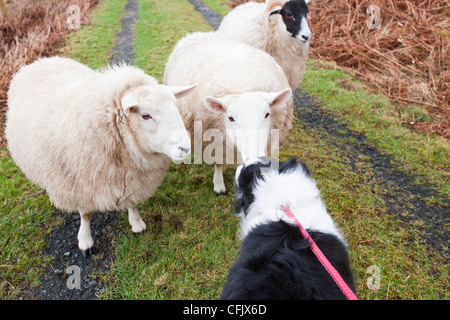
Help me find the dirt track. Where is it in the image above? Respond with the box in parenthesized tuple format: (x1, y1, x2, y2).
(27, 0, 139, 300)
(26, 0, 448, 300)
(293, 90, 449, 257)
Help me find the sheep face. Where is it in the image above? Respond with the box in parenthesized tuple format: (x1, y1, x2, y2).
(270, 0, 311, 44)
(121, 85, 196, 161)
(204, 88, 291, 162)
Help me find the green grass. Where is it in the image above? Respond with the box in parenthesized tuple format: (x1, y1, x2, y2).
(280, 122, 449, 299)
(301, 60, 449, 197)
(0, 149, 54, 298)
(201, 0, 232, 17)
(1, 0, 448, 300)
(133, 0, 213, 79)
(61, 0, 127, 67)
(99, 163, 239, 299)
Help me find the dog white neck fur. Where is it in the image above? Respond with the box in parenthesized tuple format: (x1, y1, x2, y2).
(238, 164, 345, 244)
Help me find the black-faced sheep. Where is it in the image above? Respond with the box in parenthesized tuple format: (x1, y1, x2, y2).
(217, 0, 311, 91)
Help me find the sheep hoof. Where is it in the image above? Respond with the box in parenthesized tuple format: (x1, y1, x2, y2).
(214, 190, 227, 196)
(131, 220, 147, 233)
(78, 234, 94, 258)
(81, 247, 93, 258)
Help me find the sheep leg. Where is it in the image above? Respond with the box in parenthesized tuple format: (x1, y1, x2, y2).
(213, 164, 226, 195)
(128, 207, 147, 233)
(78, 211, 94, 256)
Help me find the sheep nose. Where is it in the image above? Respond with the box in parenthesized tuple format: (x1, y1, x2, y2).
(167, 128, 191, 161)
(302, 35, 310, 41)
(178, 146, 190, 155)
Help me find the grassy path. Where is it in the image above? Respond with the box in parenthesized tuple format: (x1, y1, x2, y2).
(110, 0, 138, 64)
(0, 0, 448, 300)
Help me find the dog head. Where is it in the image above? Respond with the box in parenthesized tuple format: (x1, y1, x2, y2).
(234, 156, 310, 216)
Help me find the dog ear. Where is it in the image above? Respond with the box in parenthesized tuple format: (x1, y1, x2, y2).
(234, 164, 263, 215)
(234, 189, 249, 216)
(279, 156, 311, 177)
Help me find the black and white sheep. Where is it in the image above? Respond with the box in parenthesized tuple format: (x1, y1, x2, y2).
(218, 0, 311, 91)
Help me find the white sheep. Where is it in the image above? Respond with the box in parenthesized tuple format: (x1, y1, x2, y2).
(217, 0, 311, 91)
(6, 56, 196, 255)
(163, 32, 293, 195)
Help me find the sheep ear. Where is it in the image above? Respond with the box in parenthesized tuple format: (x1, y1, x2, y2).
(163, 84, 197, 99)
(268, 3, 283, 25)
(204, 96, 227, 113)
(121, 93, 139, 117)
(269, 9, 281, 16)
(266, 88, 292, 109)
(268, 8, 282, 24)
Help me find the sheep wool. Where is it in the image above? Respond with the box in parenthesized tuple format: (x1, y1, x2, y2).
(6, 56, 194, 253)
(163, 32, 293, 194)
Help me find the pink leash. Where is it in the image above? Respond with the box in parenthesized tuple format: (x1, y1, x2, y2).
(281, 206, 358, 300)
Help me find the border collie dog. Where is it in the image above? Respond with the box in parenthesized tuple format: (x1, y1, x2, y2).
(221, 157, 356, 300)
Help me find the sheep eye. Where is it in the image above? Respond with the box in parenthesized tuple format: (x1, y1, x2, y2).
(286, 13, 294, 20)
(265, 113, 270, 119)
(228, 116, 235, 122)
(141, 114, 152, 120)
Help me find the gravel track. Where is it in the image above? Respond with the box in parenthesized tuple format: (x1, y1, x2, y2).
(293, 90, 449, 258)
(27, 0, 138, 300)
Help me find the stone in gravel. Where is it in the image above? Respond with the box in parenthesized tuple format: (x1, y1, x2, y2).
(53, 269, 63, 275)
